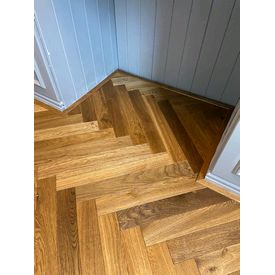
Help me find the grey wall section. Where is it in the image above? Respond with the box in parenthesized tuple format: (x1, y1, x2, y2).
(35, 0, 118, 108)
(114, 0, 240, 106)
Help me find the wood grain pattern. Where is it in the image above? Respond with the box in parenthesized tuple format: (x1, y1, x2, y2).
(76, 161, 198, 201)
(141, 200, 240, 246)
(115, 85, 147, 144)
(77, 200, 105, 275)
(57, 188, 81, 274)
(167, 220, 240, 263)
(129, 90, 166, 153)
(147, 242, 177, 275)
(174, 259, 201, 275)
(158, 100, 203, 173)
(121, 227, 153, 275)
(196, 244, 240, 275)
(117, 188, 229, 230)
(35, 177, 59, 275)
(98, 213, 129, 275)
(80, 97, 97, 122)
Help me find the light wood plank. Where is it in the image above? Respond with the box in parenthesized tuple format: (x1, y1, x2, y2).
(197, 244, 240, 275)
(174, 259, 201, 275)
(34, 121, 99, 142)
(116, 85, 147, 144)
(117, 188, 229, 230)
(57, 188, 81, 274)
(35, 177, 59, 275)
(76, 161, 197, 201)
(57, 151, 172, 190)
(167, 220, 240, 263)
(141, 200, 240, 246)
(77, 200, 105, 275)
(121, 227, 153, 275)
(147, 242, 177, 275)
(96, 176, 202, 216)
(143, 95, 187, 162)
(98, 213, 129, 275)
(34, 104, 48, 112)
(129, 90, 166, 153)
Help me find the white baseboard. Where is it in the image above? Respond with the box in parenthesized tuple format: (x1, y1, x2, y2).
(34, 92, 65, 111)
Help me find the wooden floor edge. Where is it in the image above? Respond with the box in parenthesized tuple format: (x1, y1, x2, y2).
(117, 70, 234, 111)
(197, 179, 240, 202)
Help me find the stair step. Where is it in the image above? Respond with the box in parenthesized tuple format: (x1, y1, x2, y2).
(38, 143, 152, 180)
(35, 135, 133, 165)
(56, 151, 173, 190)
(34, 121, 99, 142)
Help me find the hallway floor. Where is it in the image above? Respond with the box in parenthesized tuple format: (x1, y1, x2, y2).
(34, 71, 240, 274)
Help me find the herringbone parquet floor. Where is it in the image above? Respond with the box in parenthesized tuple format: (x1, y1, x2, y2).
(34, 71, 240, 275)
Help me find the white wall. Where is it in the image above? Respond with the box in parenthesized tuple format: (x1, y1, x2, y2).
(34, 0, 118, 108)
(114, 0, 240, 106)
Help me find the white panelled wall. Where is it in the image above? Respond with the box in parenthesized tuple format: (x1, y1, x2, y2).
(114, 0, 240, 105)
(34, 0, 239, 108)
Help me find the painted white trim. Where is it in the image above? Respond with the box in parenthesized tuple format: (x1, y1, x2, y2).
(205, 172, 240, 195)
(34, 59, 46, 89)
(34, 92, 65, 111)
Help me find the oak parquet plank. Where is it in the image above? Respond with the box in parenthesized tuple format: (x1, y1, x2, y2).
(34, 177, 59, 275)
(129, 90, 166, 153)
(228, 271, 240, 275)
(158, 100, 203, 173)
(143, 95, 187, 162)
(115, 85, 147, 144)
(91, 88, 113, 129)
(98, 213, 129, 275)
(57, 151, 172, 190)
(121, 227, 153, 275)
(76, 161, 197, 201)
(174, 259, 201, 275)
(34, 114, 83, 131)
(167, 220, 240, 263)
(34, 104, 48, 112)
(68, 105, 81, 115)
(147, 242, 177, 275)
(57, 188, 81, 275)
(34, 121, 99, 142)
(141, 200, 240, 246)
(96, 175, 202, 216)
(77, 200, 105, 275)
(196, 244, 240, 275)
(35, 128, 115, 153)
(35, 136, 132, 165)
(117, 188, 230, 230)
(80, 96, 97, 122)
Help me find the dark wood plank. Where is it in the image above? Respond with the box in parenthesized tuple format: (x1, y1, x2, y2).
(167, 220, 240, 263)
(115, 85, 147, 145)
(80, 96, 97, 122)
(102, 80, 128, 137)
(57, 188, 82, 275)
(68, 105, 82, 115)
(117, 188, 229, 230)
(158, 100, 203, 173)
(91, 88, 113, 129)
(129, 90, 166, 153)
(77, 200, 105, 275)
(35, 177, 59, 275)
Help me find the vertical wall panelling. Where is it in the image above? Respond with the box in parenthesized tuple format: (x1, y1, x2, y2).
(109, 0, 119, 68)
(139, 0, 156, 78)
(52, 0, 87, 97)
(220, 54, 240, 105)
(164, 0, 193, 87)
(85, 0, 106, 82)
(70, 0, 97, 95)
(34, 0, 77, 107)
(191, 0, 236, 96)
(98, 0, 115, 75)
(205, 0, 240, 101)
(177, 0, 213, 91)
(152, 0, 174, 83)
(115, 0, 128, 71)
(126, 0, 141, 75)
